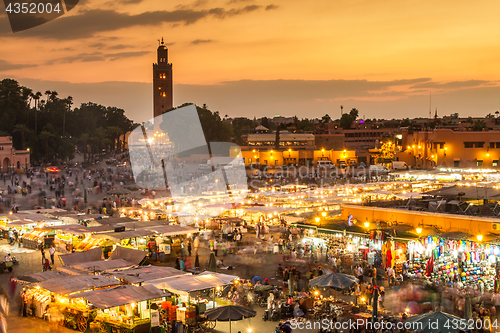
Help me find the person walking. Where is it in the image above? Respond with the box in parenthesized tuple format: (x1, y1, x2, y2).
(49, 245, 55, 265)
(175, 256, 180, 270)
(43, 258, 51, 271)
(40, 246, 46, 265)
(194, 236, 199, 255)
(180, 258, 185, 271)
(19, 287, 27, 317)
(372, 266, 377, 285)
(187, 239, 192, 257)
(214, 239, 219, 257)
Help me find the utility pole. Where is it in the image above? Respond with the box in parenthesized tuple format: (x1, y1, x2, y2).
(429, 92, 432, 119)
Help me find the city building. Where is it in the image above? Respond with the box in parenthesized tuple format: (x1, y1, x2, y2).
(153, 38, 173, 118)
(272, 115, 296, 126)
(314, 134, 345, 151)
(239, 148, 357, 167)
(244, 132, 316, 150)
(317, 122, 398, 151)
(0, 136, 30, 172)
(397, 128, 500, 169)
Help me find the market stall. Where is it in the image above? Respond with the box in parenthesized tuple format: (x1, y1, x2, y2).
(104, 266, 188, 286)
(70, 259, 136, 274)
(14, 271, 71, 284)
(59, 247, 103, 267)
(49, 225, 116, 253)
(24, 274, 121, 331)
(405, 235, 498, 292)
(144, 272, 238, 327)
(0, 213, 61, 248)
(92, 229, 155, 252)
(68, 284, 171, 333)
(146, 225, 198, 260)
(21, 228, 50, 249)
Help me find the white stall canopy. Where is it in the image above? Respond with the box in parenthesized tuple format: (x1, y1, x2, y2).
(69, 285, 170, 309)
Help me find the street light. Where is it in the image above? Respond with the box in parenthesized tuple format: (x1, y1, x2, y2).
(364, 222, 370, 228)
(477, 234, 483, 242)
(416, 227, 422, 234)
(315, 217, 320, 223)
(321, 211, 327, 218)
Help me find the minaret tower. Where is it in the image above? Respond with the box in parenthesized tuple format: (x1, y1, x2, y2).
(153, 37, 173, 118)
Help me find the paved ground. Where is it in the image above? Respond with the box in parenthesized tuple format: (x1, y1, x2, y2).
(0, 153, 351, 332)
(0, 232, 332, 333)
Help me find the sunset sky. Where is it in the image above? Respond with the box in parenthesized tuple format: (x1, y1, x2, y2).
(0, 0, 499, 123)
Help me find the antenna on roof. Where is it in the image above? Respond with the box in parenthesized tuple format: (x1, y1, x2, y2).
(429, 92, 432, 119)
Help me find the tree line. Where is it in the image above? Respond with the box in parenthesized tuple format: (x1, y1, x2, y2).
(0, 78, 135, 165)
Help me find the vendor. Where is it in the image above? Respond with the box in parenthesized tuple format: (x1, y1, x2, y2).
(147, 238, 156, 253)
(4, 254, 12, 262)
(251, 275, 262, 285)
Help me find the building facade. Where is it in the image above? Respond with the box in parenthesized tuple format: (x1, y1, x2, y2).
(0, 137, 30, 172)
(153, 38, 173, 118)
(239, 148, 357, 167)
(314, 134, 345, 151)
(397, 128, 500, 169)
(244, 132, 316, 150)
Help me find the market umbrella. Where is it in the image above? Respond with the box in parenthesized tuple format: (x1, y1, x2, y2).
(125, 184, 142, 191)
(207, 253, 217, 272)
(205, 305, 256, 333)
(107, 188, 130, 196)
(404, 310, 470, 333)
(194, 254, 200, 268)
(308, 272, 358, 290)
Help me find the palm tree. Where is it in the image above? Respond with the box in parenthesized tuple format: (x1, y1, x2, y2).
(23, 88, 33, 119)
(33, 91, 42, 135)
(13, 124, 29, 150)
(79, 134, 90, 163)
(472, 120, 487, 131)
(49, 91, 58, 102)
(63, 96, 73, 137)
(349, 108, 359, 120)
(28, 92, 34, 121)
(39, 130, 54, 162)
(94, 128, 108, 156)
(44, 90, 51, 103)
(106, 126, 121, 152)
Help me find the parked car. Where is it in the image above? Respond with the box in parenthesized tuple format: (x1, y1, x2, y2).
(368, 164, 390, 174)
(317, 160, 335, 168)
(391, 161, 409, 170)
